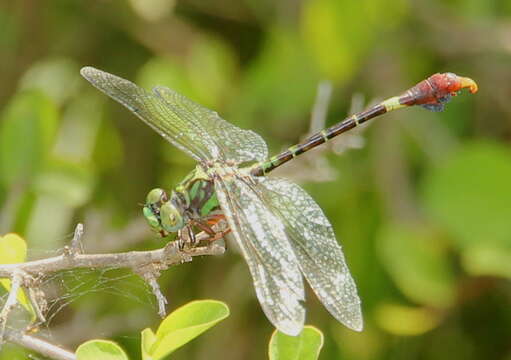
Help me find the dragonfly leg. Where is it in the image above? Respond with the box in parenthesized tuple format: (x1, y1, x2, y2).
(192, 219, 231, 244)
(177, 225, 195, 250)
(207, 227, 231, 243)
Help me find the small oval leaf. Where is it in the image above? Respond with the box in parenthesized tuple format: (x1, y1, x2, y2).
(0, 233, 26, 264)
(269, 326, 324, 360)
(150, 300, 229, 359)
(76, 340, 128, 360)
(0, 234, 33, 315)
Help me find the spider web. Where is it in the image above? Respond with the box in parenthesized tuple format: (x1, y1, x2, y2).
(2, 232, 162, 349)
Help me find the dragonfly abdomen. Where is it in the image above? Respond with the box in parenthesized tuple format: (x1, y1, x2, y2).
(251, 72, 477, 177)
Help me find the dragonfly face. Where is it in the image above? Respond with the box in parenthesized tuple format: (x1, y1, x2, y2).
(143, 188, 186, 234)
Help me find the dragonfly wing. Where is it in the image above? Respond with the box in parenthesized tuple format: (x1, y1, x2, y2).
(80, 67, 220, 161)
(154, 86, 268, 163)
(214, 172, 305, 335)
(259, 177, 363, 331)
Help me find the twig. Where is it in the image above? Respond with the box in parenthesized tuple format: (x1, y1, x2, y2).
(25, 284, 46, 323)
(309, 80, 332, 134)
(70, 223, 84, 255)
(142, 271, 168, 318)
(0, 231, 225, 277)
(4, 329, 76, 360)
(0, 271, 23, 344)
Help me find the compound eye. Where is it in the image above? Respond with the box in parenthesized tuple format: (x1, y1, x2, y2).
(146, 188, 168, 205)
(143, 206, 161, 229)
(160, 202, 184, 232)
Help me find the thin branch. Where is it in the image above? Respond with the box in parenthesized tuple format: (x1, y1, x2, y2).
(69, 223, 84, 255)
(25, 285, 46, 322)
(0, 231, 225, 278)
(142, 271, 168, 318)
(309, 80, 333, 134)
(0, 271, 23, 344)
(4, 329, 76, 360)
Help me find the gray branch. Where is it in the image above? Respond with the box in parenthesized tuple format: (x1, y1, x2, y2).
(4, 329, 76, 360)
(0, 229, 225, 278)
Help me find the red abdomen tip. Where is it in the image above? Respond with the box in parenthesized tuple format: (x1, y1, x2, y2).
(409, 72, 478, 107)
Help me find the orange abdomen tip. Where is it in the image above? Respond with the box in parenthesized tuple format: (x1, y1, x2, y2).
(458, 76, 478, 94)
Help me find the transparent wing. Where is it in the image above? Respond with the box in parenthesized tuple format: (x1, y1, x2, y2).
(213, 172, 305, 335)
(81, 66, 219, 161)
(259, 177, 363, 331)
(155, 86, 268, 163)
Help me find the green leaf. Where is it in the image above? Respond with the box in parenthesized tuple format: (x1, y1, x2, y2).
(269, 326, 324, 360)
(76, 340, 129, 360)
(0, 90, 58, 187)
(422, 142, 511, 249)
(149, 300, 229, 359)
(377, 223, 456, 307)
(0, 234, 33, 314)
(141, 328, 157, 360)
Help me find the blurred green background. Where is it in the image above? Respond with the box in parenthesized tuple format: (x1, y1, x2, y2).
(1, 0, 511, 359)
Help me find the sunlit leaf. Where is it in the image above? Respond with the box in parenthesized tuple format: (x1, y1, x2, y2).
(269, 326, 324, 360)
(149, 300, 229, 359)
(0, 90, 58, 187)
(141, 328, 157, 360)
(377, 223, 456, 307)
(375, 303, 440, 336)
(0, 233, 32, 314)
(76, 340, 128, 360)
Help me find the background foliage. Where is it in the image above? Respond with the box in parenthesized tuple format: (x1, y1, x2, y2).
(1, 0, 510, 359)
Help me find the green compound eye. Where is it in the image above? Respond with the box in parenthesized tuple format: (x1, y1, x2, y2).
(143, 206, 161, 229)
(146, 188, 167, 205)
(160, 202, 185, 232)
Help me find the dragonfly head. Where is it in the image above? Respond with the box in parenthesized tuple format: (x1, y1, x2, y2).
(143, 188, 185, 234)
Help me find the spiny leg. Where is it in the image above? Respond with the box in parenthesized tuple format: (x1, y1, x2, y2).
(191, 218, 231, 243)
(177, 225, 195, 250)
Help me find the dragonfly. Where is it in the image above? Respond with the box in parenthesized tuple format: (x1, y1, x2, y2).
(81, 67, 477, 336)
